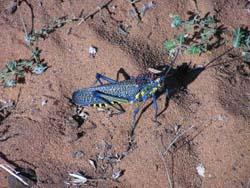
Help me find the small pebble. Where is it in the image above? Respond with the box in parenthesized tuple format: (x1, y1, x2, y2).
(88, 46, 97, 58)
(117, 25, 129, 36)
(65, 117, 79, 128)
(5, 1, 17, 14)
(245, 1, 250, 13)
(213, 114, 227, 122)
(112, 169, 124, 180)
(88, 159, 97, 169)
(72, 151, 85, 159)
(140, 1, 156, 16)
(196, 163, 205, 177)
(41, 99, 48, 106)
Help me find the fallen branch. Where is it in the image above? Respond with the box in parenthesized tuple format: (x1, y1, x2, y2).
(164, 125, 194, 154)
(156, 146, 173, 188)
(78, 0, 113, 25)
(0, 163, 29, 186)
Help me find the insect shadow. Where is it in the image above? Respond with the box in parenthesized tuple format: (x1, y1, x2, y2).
(134, 46, 239, 126)
(131, 62, 205, 127)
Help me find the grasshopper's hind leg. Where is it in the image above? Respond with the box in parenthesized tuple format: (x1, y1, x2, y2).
(92, 91, 126, 116)
(105, 103, 125, 117)
(116, 68, 131, 81)
(95, 68, 130, 86)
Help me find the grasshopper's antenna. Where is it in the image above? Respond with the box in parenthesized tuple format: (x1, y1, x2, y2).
(148, 49, 180, 76)
(204, 47, 234, 69)
(165, 49, 179, 77)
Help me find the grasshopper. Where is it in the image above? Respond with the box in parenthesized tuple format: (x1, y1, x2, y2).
(71, 67, 170, 128)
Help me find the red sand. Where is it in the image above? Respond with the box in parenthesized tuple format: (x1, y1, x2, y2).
(0, 0, 249, 187)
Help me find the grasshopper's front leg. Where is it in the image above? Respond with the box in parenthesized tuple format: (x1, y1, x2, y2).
(152, 94, 161, 126)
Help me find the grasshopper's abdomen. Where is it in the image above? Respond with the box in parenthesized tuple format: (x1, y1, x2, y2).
(72, 80, 141, 106)
(72, 88, 96, 106)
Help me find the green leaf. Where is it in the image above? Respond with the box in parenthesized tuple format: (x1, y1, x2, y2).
(201, 28, 215, 41)
(242, 51, 250, 63)
(171, 15, 182, 28)
(245, 35, 250, 48)
(187, 45, 202, 54)
(32, 64, 48, 75)
(164, 40, 176, 51)
(32, 48, 41, 58)
(4, 79, 16, 87)
(201, 16, 215, 26)
(185, 14, 200, 26)
(176, 34, 185, 45)
(233, 28, 243, 48)
(6, 61, 17, 72)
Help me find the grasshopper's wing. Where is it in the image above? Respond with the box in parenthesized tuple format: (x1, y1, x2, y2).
(93, 91, 129, 104)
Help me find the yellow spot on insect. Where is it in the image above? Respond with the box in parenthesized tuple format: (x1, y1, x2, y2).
(111, 101, 120, 104)
(92, 103, 106, 108)
(135, 91, 145, 99)
(135, 93, 140, 99)
(149, 87, 157, 95)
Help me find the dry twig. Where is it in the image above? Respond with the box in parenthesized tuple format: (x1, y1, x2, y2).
(0, 162, 29, 186)
(156, 146, 173, 188)
(164, 125, 194, 154)
(78, 0, 113, 25)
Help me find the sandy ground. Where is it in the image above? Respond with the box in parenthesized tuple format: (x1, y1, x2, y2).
(0, 0, 250, 188)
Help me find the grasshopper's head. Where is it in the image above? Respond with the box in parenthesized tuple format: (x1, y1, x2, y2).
(148, 67, 167, 86)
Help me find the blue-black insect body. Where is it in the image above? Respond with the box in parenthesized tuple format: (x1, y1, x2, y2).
(72, 79, 140, 106)
(72, 72, 165, 127)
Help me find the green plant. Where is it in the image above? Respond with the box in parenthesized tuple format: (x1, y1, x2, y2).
(0, 48, 47, 87)
(25, 16, 79, 45)
(165, 13, 223, 57)
(0, 1, 113, 88)
(0, 16, 80, 87)
(232, 27, 250, 63)
(241, 51, 250, 63)
(0, 17, 68, 87)
(0, 15, 87, 87)
(170, 15, 182, 28)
